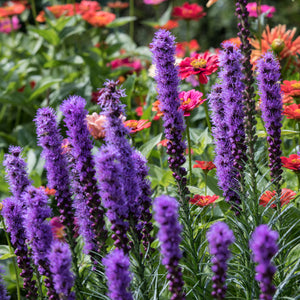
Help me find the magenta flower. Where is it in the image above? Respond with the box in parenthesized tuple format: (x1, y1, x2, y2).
(0, 16, 20, 34)
(179, 89, 205, 116)
(144, 0, 166, 5)
(246, 2, 276, 18)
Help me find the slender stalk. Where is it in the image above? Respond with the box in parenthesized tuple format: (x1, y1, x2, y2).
(30, 0, 38, 26)
(200, 84, 212, 133)
(129, 0, 134, 41)
(186, 117, 193, 186)
(204, 172, 207, 196)
(256, 0, 262, 50)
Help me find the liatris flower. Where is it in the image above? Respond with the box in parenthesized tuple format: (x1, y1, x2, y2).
(98, 80, 141, 222)
(257, 52, 283, 186)
(207, 221, 235, 299)
(49, 241, 75, 300)
(250, 225, 278, 300)
(61, 96, 107, 255)
(3, 146, 31, 201)
(154, 195, 185, 300)
(23, 186, 58, 299)
(208, 84, 240, 205)
(103, 248, 133, 300)
(95, 145, 130, 252)
(150, 30, 188, 201)
(2, 198, 38, 299)
(0, 267, 10, 300)
(219, 42, 247, 178)
(34, 108, 76, 236)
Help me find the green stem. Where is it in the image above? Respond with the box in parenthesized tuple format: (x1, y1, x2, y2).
(200, 84, 212, 134)
(30, 0, 38, 26)
(186, 117, 193, 186)
(256, 0, 262, 50)
(129, 0, 134, 41)
(204, 172, 207, 196)
(1, 218, 21, 300)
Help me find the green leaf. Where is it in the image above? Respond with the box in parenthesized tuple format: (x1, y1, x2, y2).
(29, 28, 60, 46)
(0, 253, 16, 260)
(158, 4, 173, 26)
(206, 175, 223, 196)
(257, 130, 299, 137)
(106, 16, 137, 28)
(122, 74, 136, 111)
(193, 128, 212, 155)
(139, 133, 162, 159)
(29, 78, 62, 101)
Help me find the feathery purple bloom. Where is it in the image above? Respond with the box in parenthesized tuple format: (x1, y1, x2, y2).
(256, 52, 283, 186)
(154, 195, 185, 300)
(103, 248, 133, 300)
(150, 30, 188, 201)
(2, 197, 38, 299)
(34, 107, 76, 233)
(250, 225, 278, 300)
(0, 267, 10, 300)
(3, 146, 31, 202)
(49, 241, 75, 300)
(207, 221, 235, 299)
(60, 95, 107, 255)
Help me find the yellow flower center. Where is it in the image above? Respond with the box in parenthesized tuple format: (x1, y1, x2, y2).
(291, 83, 300, 89)
(127, 121, 138, 128)
(291, 159, 300, 164)
(182, 97, 191, 105)
(295, 109, 300, 115)
(271, 38, 285, 53)
(191, 58, 207, 69)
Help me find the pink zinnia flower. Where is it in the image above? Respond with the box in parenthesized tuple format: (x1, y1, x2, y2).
(179, 89, 205, 116)
(246, 2, 276, 18)
(0, 15, 20, 33)
(144, 0, 167, 5)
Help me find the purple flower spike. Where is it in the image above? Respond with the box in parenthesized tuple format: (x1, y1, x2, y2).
(154, 195, 185, 300)
(3, 146, 31, 202)
(60, 95, 107, 255)
(103, 248, 133, 300)
(207, 221, 235, 299)
(250, 225, 278, 300)
(150, 30, 188, 202)
(2, 198, 38, 299)
(0, 267, 10, 300)
(34, 108, 76, 237)
(257, 52, 283, 186)
(49, 241, 75, 300)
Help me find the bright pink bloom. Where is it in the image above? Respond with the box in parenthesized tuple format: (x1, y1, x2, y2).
(110, 57, 143, 74)
(0, 15, 20, 33)
(172, 2, 206, 20)
(179, 89, 205, 116)
(144, 0, 166, 5)
(246, 2, 276, 18)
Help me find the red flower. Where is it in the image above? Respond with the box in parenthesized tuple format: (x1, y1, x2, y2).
(179, 89, 205, 116)
(107, 1, 129, 9)
(78, 1, 101, 13)
(193, 160, 216, 171)
(124, 119, 151, 133)
(110, 57, 143, 74)
(172, 2, 206, 21)
(82, 10, 116, 27)
(157, 139, 168, 148)
(281, 154, 300, 171)
(39, 186, 56, 196)
(176, 39, 200, 58)
(154, 20, 179, 30)
(283, 103, 300, 119)
(281, 80, 300, 103)
(0, 3, 26, 17)
(259, 189, 296, 208)
(190, 194, 219, 207)
(179, 52, 219, 84)
(135, 106, 143, 117)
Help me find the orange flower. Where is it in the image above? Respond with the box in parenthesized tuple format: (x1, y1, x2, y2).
(190, 194, 219, 207)
(206, 0, 218, 7)
(222, 37, 242, 48)
(124, 119, 151, 133)
(281, 154, 300, 171)
(78, 1, 101, 13)
(82, 10, 116, 27)
(157, 139, 169, 148)
(154, 20, 179, 30)
(172, 2, 206, 21)
(251, 25, 300, 63)
(152, 100, 164, 120)
(36, 4, 79, 22)
(193, 160, 216, 171)
(259, 189, 296, 208)
(283, 104, 300, 119)
(176, 39, 200, 58)
(0, 3, 26, 17)
(39, 186, 56, 196)
(86, 113, 107, 139)
(281, 80, 300, 104)
(107, 1, 129, 9)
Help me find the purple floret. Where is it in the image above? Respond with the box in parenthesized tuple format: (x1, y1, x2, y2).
(0, 267, 10, 300)
(207, 221, 235, 299)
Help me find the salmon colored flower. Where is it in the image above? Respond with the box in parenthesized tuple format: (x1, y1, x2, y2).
(246, 2, 276, 18)
(36, 4, 79, 22)
(40, 186, 56, 196)
(172, 2, 206, 21)
(179, 89, 205, 116)
(281, 154, 300, 172)
(259, 189, 296, 208)
(193, 160, 216, 171)
(0, 3, 26, 17)
(157, 139, 168, 148)
(86, 112, 107, 139)
(78, 1, 101, 13)
(176, 40, 200, 58)
(152, 100, 164, 120)
(251, 25, 300, 63)
(124, 119, 151, 133)
(190, 194, 219, 207)
(154, 20, 179, 30)
(107, 1, 129, 9)
(283, 104, 300, 119)
(50, 217, 65, 240)
(82, 10, 116, 27)
(179, 52, 219, 84)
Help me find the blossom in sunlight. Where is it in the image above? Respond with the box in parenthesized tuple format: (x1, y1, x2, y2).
(193, 160, 216, 171)
(176, 40, 200, 58)
(86, 112, 107, 139)
(124, 119, 151, 133)
(283, 103, 300, 119)
(251, 25, 300, 63)
(107, 1, 129, 9)
(281, 80, 300, 103)
(179, 52, 219, 84)
(259, 188, 296, 208)
(0, 15, 20, 33)
(281, 154, 300, 171)
(154, 20, 179, 30)
(0, 3, 26, 17)
(172, 2, 206, 21)
(82, 11, 116, 27)
(246, 2, 276, 18)
(190, 194, 219, 207)
(179, 89, 205, 116)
